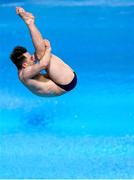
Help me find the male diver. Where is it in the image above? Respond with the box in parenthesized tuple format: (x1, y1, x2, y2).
(10, 7, 77, 97)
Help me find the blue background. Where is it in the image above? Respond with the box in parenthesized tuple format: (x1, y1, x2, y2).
(0, 0, 134, 178)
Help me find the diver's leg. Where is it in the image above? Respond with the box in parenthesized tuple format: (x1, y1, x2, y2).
(45, 54, 74, 85)
(16, 7, 46, 59)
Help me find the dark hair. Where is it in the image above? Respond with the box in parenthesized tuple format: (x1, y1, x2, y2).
(10, 46, 27, 70)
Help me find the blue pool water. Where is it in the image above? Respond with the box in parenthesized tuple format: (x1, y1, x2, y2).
(0, 0, 134, 178)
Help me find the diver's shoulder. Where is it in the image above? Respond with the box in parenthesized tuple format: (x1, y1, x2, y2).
(18, 69, 25, 82)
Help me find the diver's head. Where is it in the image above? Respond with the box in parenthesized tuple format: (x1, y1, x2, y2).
(10, 46, 35, 70)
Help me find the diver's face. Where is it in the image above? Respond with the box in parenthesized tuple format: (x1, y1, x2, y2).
(23, 52, 35, 66)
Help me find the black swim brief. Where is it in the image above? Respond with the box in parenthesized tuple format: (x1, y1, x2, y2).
(55, 72, 77, 91)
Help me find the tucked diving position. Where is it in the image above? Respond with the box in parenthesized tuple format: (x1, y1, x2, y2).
(10, 7, 77, 97)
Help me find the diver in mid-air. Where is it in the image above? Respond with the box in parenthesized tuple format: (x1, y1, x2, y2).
(10, 7, 77, 97)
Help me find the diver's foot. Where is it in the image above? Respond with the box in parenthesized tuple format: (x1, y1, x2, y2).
(16, 7, 34, 25)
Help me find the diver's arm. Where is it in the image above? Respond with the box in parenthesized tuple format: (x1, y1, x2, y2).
(22, 48, 51, 80)
(22, 62, 45, 80)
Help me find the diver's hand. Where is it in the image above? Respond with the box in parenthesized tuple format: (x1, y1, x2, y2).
(36, 39, 52, 61)
(44, 39, 52, 51)
(40, 40, 52, 68)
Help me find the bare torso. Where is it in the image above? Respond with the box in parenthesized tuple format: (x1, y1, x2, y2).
(18, 54, 74, 97)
